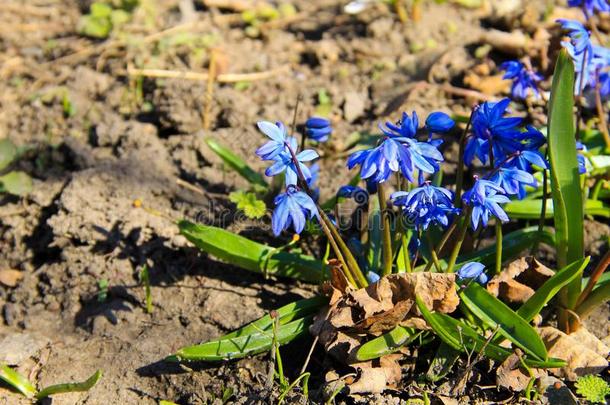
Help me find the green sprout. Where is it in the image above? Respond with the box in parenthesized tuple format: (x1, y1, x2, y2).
(229, 190, 267, 219)
(0, 138, 32, 197)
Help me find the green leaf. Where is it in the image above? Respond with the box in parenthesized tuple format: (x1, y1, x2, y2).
(547, 50, 584, 289)
(0, 171, 32, 196)
(36, 370, 102, 399)
(0, 138, 17, 171)
(505, 199, 610, 219)
(139, 265, 153, 314)
(178, 220, 326, 283)
(426, 342, 460, 382)
(171, 316, 313, 362)
(229, 191, 266, 219)
(355, 326, 417, 361)
(0, 363, 36, 398)
(459, 283, 548, 360)
(205, 138, 267, 188)
(367, 198, 382, 271)
(576, 278, 610, 318)
(416, 297, 564, 368)
(518, 258, 589, 322)
(222, 296, 327, 340)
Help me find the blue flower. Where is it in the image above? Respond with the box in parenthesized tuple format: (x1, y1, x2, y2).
(508, 126, 548, 172)
(265, 144, 319, 186)
(463, 178, 510, 229)
(457, 262, 489, 285)
(366, 271, 381, 284)
(380, 111, 420, 139)
(425, 112, 455, 134)
(490, 167, 537, 200)
(256, 121, 293, 160)
(568, 0, 610, 16)
(577, 141, 588, 174)
(499, 60, 544, 100)
(305, 117, 332, 142)
(337, 185, 369, 204)
(391, 184, 458, 230)
(465, 99, 523, 165)
(349, 111, 445, 184)
(558, 19, 592, 55)
(272, 185, 319, 236)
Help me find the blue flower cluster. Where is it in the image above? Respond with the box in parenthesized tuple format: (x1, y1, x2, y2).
(256, 120, 320, 235)
(558, 19, 610, 95)
(347, 111, 453, 184)
(499, 61, 544, 100)
(391, 184, 459, 230)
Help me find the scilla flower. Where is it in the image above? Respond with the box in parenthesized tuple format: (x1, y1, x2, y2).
(305, 117, 332, 142)
(462, 178, 510, 229)
(272, 185, 318, 236)
(490, 166, 537, 200)
(499, 60, 544, 100)
(265, 142, 319, 186)
(337, 185, 369, 205)
(568, 0, 610, 16)
(256, 121, 293, 160)
(457, 262, 489, 285)
(391, 184, 458, 230)
(465, 99, 522, 165)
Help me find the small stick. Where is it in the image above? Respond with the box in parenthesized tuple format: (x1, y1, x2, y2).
(125, 65, 290, 83)
(299, 335, 319, 375)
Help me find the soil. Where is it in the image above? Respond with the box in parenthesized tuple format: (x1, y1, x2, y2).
(0, 1, 608, 404)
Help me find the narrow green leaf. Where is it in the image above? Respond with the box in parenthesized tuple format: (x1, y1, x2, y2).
(355, 326, 417, 361)
(426, 342, 460, 382)
(505, 199, 610, 219)
(172, 316, 313, 361)
(0, 363, 36, 398)
(416, 297, 564, 368)
(518, 258, 589, 322)
(367, 199, 382, 271)
(0, 171, 32, 196)
(222, 296, 327, 340)
(36, 370, 102, 399)
(576, 278, 610, 318)
(459, 283, 548, 360)
(0, 138, 17, 171)
(547, 50, 584, 279)
(139, 265, 153, 314)
(179, 220, 326, 283)
(205, 138, 267, 188)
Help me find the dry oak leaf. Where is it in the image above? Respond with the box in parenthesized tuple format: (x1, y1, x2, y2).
(538, 326, 609, 381)
(311, 272, 459, 363)
(487, 257, 554, 304)
(497, 350, 547, 392)
(347, 354, 403, 394)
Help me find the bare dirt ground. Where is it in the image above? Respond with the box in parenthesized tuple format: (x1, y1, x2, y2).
(0, 1, 608, 404)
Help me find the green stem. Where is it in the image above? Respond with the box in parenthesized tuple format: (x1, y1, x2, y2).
(401, 232, 412, 273)
(446, 208, 472, 273)
(378, 183, 393, 276)
(495, 221, 503, 275)
(425, 232, 442, 272)
(454, 112, 474, 208)
(576, 248, 610, 308)
(576, 279, 610, 320)
(423, 221, 458, 272)
(530, 166, 548, 256)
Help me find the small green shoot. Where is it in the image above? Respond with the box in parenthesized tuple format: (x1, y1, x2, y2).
(0, 363, 101, 400)
(315, 89, 333, 117)
(575, 375, 610, 404)
(97, 278, 109, 302)
(0, 138, 32, 197)
(229, 190, 267, 219)
(139, 265, 153, 313)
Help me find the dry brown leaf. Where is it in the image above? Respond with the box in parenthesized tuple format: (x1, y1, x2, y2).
(538, 326, 609, 381)
(487, 257, 554, 304)
(0, 268, 23, 287)
(347, 354, 402, 394)
(497, 351, 546, 391)
(312, 272, 458, 365)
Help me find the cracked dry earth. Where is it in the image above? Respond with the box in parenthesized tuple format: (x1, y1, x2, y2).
(0, 0, 609, 404)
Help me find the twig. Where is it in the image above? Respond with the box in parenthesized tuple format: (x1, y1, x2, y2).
(299, 335, 319, 375)
(125, 65, 291, 83)
(203, 50, 218, 130)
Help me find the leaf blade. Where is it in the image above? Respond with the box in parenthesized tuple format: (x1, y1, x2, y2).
(205, 138, 267, 188)
(36, 370, 102, 399)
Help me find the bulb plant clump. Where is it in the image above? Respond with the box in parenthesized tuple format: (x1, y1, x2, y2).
(169, 17, 610, 401)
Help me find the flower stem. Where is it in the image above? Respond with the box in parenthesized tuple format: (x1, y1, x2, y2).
(425, 232, 442, 273)
(400, 232, 412, 273)
(495, 221, 503, 275)
(445, 208, 472, 273)
(423, 221, 457, 272)
(378, 183, 394, 276)
(576, 248, 610, 308)
(594, 71, 610, 149)
(454, 111, 474, 208)
(530, 165, 548, 256)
